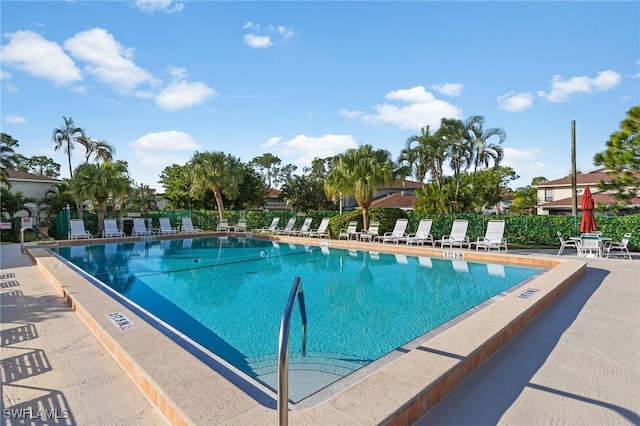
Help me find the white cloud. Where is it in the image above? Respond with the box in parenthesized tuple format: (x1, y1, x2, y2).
(430, 83, 463, 97)
(130, 130, 201, 152)
(64, 28, 157, 94)
(260, 134, 357, 167)
(134, 0, 184, 13)
(155, 80, 216, 111)
(278, 26, 295, 39)
(537, 70, 622, 103)
(1, 71, 11, 80)
(244, 34, 272, 48)
(1, 30, 82, 85)
(502, 147, 546, 179)
(497, 92, 534, 112)
(5, 115, 26, 124)
(343, 86, 462, 130)
(338, 109, 364, 119)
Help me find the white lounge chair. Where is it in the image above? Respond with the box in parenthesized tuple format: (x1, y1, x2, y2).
(557, 231, 579, 255)
(102, 219, 125, 238)
(69, 219, 92, 240)
(360, 222, 380, 242)
(434, 219, 469, 249)
(604, 233, 632, 260)
(159, 217, 178, 235)
(275, 217, 297, 235)
(253, 217, 280, 234)
(306, 217, 330, 238)
(181, 217, 200, 233)
(471, 220, 507, 252)
(217, 219, 230, 232)
(291, 217, 313, 236)
(405, 219, 433, 246)
(338, 221, 358, 240)
(132, 218, 154, 237)
(231, 219, 247, 232)
(375, 218, 408, 244)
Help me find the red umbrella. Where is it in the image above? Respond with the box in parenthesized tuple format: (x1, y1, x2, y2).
(579, 186, 597, 233)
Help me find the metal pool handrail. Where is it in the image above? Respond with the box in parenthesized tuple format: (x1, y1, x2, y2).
(277, 276, 307, 426)
(20, 226, 59, 253)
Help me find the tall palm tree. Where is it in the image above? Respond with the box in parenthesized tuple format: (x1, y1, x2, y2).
(52, 116, 85, 178)
(468, 117, 506, 175)
(187, 151, 243, 220)
(399, 125, 448, 189)
(78, 136, 116, 164)
(438, 116, 478, 199)
(324, 144, 397, 230)
(72, 161, 131, 235)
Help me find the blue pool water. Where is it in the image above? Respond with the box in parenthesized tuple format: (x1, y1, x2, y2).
(58, 237, 542, 402)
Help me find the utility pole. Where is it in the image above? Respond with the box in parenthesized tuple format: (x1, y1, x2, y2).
(571, 120, 578, 233)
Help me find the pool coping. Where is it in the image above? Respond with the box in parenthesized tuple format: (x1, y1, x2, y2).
(26, 233, 586, 425)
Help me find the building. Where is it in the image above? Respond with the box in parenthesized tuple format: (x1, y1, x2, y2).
(2, 169, 63, 218)
(534, 168, 640, 215)
(342, 179, 422, 211)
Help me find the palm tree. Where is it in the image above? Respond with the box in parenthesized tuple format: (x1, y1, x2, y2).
(1, 188, 36, 218)
(52, 116, 85, 178)
(38, 182, 75, 217)
(324, 144, 397, 230)
(187, 151, 243, 220)
(71, 161, 131, 235)
(438, 117, 476, 200)
(129, 184, 158, 212)
(399, 125, 447, 189)
(1, 133, 19, 188)
(468, 116, 506, 175)
(511, 185, 539, 215)
(78, 136, 116, 164)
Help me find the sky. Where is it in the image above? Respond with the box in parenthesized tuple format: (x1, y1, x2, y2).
(1, 1, 639, 192)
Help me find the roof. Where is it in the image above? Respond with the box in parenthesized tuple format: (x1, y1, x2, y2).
(535, 169, 640, 187)
(6, 169, 62, 183)
(370, 192, 417, 209)
(541, 192, 640, 209)
(266, 188, 281, 198)
(378, 179, 423, 190)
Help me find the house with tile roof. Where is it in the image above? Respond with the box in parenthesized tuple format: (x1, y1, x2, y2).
(534, 168, 640, 215)
(343, 179, 422, 211)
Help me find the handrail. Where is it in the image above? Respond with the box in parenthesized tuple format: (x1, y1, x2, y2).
(277, 276, 307, 426)
(21, 227, 59, 253)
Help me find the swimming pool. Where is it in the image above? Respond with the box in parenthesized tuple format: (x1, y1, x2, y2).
(58, 237, 543, 403)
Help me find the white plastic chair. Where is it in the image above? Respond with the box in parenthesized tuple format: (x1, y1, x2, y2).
(102, 219, 124, 238)
(159, 217, 178, 235)
(557, 231, 578, 255)
(579, 234, 602, 258)
(306, 217, 330, 238)
(406, 219, 433, 246)
(434, 219, 469, 249)
(132, 218, 154, 237)
(338, 221, 358, 240)
(471, 220, 507, 252)
(604, 233, 632, 260)
(69, 219, 92, 240)
(375, 218, 408, 244)
(181, 217, 200, 233)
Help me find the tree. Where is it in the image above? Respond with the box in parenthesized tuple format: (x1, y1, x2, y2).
(398, 125, 447, 189)
(224, 164, 265, 210)
(324, 144, 398, 229)
(250, 153, 281, 189)
(438, 116, 477, 199)
(159, 164, 192, 209)
(71, 161, 131, 235)
(280, 174, 336, 211)
(129, 184, 158, 212)
(510, 177, 546, 215)
(1, 188, 36, 218)
(52, 116, 85, 178)
(467, 116, 506, 176)
(594, 105, 640, 200)
(1, 133, 19, 187)
(187, 151, 243, 220)
(38, 182, 75, 217)
(78, 136, 116, 164)
(14, 154, 61, 178)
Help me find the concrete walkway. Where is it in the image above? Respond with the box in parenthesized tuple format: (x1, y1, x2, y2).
(415, 249, 640, 425)
(2, 243, 638, 425)
(1, 243, 168, 425)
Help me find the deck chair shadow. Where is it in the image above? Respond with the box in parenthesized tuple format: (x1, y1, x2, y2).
(69, 219, 92, 240)
(434, 219, 469, 248)
(159, 217, 178, 235)
(132, 218, 154, 237)
(102, 219, 125, 238)
(471, 220, 507, 252)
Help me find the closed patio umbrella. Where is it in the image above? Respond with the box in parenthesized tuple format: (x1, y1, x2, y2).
(579, 186, 597, 233)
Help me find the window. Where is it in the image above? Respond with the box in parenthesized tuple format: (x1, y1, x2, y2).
(544, 189, 553, 202)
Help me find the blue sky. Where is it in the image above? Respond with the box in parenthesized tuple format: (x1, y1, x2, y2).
(1, 1, 639, 192)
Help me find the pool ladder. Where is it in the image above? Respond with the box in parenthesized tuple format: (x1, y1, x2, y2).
(278, 276, 307, 426)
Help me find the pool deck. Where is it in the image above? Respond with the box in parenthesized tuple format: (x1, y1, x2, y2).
(1, 236, 638, 425)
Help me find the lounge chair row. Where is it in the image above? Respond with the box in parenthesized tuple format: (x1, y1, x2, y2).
(250, 217, 331, 238)
(68, 217, 202, 239)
